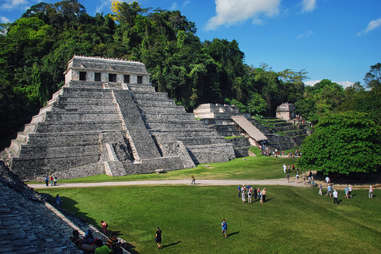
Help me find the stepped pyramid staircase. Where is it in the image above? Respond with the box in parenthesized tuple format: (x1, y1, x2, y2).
(250, 117, 308, 151)
(1, 80, 235, 180)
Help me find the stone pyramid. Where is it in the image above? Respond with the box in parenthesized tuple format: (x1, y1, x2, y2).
(1, 56, 235, 180)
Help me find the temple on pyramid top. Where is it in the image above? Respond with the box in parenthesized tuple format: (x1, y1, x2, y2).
(65, 55, 150, 85)
(0, 56, 235, 180)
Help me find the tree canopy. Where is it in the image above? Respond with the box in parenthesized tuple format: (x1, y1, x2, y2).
(298, 111, 381, 175)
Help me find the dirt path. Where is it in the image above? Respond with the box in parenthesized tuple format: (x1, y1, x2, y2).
(29, 178, 306, 189)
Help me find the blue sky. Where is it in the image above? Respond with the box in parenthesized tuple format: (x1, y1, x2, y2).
(1, 0, 381, 87)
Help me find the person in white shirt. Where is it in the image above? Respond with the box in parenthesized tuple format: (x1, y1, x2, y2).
(283, 164, 287, 174)
(333, 189, 339, 204)
(369, 185, 374, 199)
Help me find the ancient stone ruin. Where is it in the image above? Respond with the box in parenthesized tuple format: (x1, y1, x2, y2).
(194, 103, 308, 153)
(276, 102, 295, 121)
(1, 56, 235, 180)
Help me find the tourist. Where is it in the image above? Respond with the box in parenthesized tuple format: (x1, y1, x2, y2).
(238, 185, 241, 198)
(253, 187, 258, 201)
(191, 175, 196, 185)
(70, 230, 96, 253)
(83, 230, 95, 245)
(303, 174, 306, 184)
(155, 227, 162, 249)
(55, 194, 61, 208)
(311, 176, 315, 187)
(283, 164, 287, 174)
(260, 188, 267, 205)
(248, 188, 252, 203)
(348, 185, 352, 198)
(286, 172, 290, 183)
(325, 176, 330, 184)
(333, 189, 339, 204)
(221, 219, 228, 239)
(344, 185, 349, 199)
(45, 176, 49, 187)
(53, 176, 57, 186)
(50, 175, 54, 186)
(241, 187, 246, 203)
(94, 239, 111, 254)
(327, 184, 333, 198)
(101, 220, 108, 235)
(257, 188, 261, 201)
(369, 185, 374, 199)
(318, 184, 323, 196)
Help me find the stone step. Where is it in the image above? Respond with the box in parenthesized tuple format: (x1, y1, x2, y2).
(186, 143, 235, 164)
(56, 97, 114, 105)
(127, 84, 156, 93)
(11, 154, 99, 173)
(18, 144, 99, 159)
(50, 103, 117, 113)
(30, 113, 46, 124)
(68, 80, 104, 89)
(34, 121, 123, 133)
(134, 99, 176, 107)
(143, 113, 195, 122)
(61, 87, 113, 98)
(178, 136, 226, 145)
(23, 124, 38, 133)
(146, 121, 206, 130)
(133, 92, 169, 101)
(150, 129, 219, 137)
(44, 111, 120, 122)
(139, 105, 186, 114)
(27, 132, 100, 147)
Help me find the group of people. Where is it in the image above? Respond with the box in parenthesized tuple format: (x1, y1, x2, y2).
(318, 181, 375, 205)
(238, 185, 267, 205)
(70, 229, 122, 254)
(45, 175, 58, 186)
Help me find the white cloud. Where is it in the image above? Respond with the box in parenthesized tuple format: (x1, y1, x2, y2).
(0, 17, 11, 23)
(206, 0, 280, 30)
(170, 2, 178, 10)
(296, 30, 313, 39)
(304, 80, 354, 88)
(1, 0, 29, 9)
(301, 0, 316, 12)
(96, 0, 113, 14)
(357, 18, 381, 36)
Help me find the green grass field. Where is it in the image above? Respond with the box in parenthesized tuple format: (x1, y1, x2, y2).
(39, 186, 381, 254)
(31, 156, 296, 184)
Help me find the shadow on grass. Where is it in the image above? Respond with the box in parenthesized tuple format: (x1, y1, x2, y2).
(162, 241, 181, 249)
(41, 193, 139, 254)
(227, 231, 239, 238)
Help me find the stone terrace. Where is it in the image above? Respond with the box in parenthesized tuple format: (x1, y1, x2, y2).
(1, 56, 235, 180)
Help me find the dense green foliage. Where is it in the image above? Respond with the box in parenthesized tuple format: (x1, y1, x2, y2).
(0, 0, 307, 148)
(298, 111, 381, 175)
(40, 186, 381, 253)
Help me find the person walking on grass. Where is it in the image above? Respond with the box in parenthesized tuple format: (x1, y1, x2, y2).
(260, 188, 267, 205)
(53, 176, 57, 186)
(155, 227, 162, 249)
(348, 185, 352, 198)
(286, 172, 290, 183)
(191, 175, 196, 185)
(327, 184, 333, 198)
(221, 219, 228, 239)
(369, 185, 374, 199)
(253, 187, 258, 201)
(344, 185, 349, 199)
(248, 188, 252, 204)
(333, 189, 339, 204)
(45, 176, 49, 187)
(238, 185, 241, 198)
(318, 184, 323, 196)
(241, 186, 246, 203)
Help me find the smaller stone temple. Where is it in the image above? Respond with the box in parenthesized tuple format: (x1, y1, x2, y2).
(276, 103, 295, 121)
(1, 56, 235, 180)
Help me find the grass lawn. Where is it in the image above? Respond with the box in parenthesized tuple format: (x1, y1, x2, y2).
(31, 156, 296, 184)
(39, 186, 381, 254)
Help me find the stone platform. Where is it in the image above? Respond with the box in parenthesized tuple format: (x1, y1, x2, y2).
(1, 56, 235, 180)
